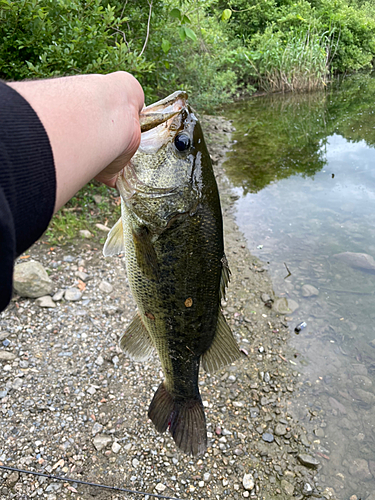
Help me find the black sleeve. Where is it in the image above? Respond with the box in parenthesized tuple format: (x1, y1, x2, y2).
(0, 81, 56, 312)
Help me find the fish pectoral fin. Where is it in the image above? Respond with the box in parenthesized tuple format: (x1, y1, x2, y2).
(220, 254, 231, 301)
(148, 382, 207, 456)
(202, 310, 241, 373)
(103, 218, 125, 257)
(120, 312, 155, 362)
(132, 226, 159, 280)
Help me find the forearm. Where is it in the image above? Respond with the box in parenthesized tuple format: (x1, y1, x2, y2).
(8, 72, 144, 212)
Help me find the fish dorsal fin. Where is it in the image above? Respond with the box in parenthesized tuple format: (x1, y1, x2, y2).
(132, 226, 159, 280)
(103, 218, 125, 257)
(202, 310, 241, 373)
(119, 311, 155, 361)
(220, 254, 231, 301)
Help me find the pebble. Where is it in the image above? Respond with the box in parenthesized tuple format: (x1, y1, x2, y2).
(281, 479, 294, 495)
(79, 229, 93, 238)
(274, 423, 287, 436)
(203, 472, 211, 482)
(93, 435, 112, 451)
(52, 289, 65, 301)
(112, 442, 121, 454)
(132, 458, 140, 467)
(155, 483, 166, 493)
(64, 288, 82, 301)
(298, 454, 320, 469)
(262, 432, 274, 443)
(301, 284, 319, 297)
(95, 355, 104, 366)
(76, 271, 89, 281)
(93, 195, 102, 204)
(99, 280, 113, 294)
(96, 223, 111, 232)
(348, 458, 372, 480)
(35, 295, 56, 308)
(63, 255, 74, 262)
(303, 483, 313, 495)
(243, 473, 255, 491)
(92, 422, 103, 435)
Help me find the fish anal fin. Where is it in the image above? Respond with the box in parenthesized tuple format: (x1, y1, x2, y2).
(103, 218, 125, 257)
(132, 226, 159, 280)
(148, 383, 207, 456)
(202, 310, 241, 373)
(220, 254, 231, 301)
(120, 312, 154, 362)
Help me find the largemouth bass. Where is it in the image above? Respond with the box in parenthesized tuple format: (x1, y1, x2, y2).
(104, 91, 241, 455)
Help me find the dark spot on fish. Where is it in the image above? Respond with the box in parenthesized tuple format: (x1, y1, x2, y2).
(145, 312, 155, 320)
(174, 133, 191, 152)
(184, 297, 193, 307)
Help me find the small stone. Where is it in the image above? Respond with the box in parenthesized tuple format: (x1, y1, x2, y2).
(5, 471, 19, 487)
(93, 195, 102, 204)
(13, 261, 54, 298)
(2, 339, 10, 347)
(64, 288, 82, 301)
(203, 472, 211, 482)
(243, 491, 249, 498)
(112, 442, 121, 454)
(95, 355, 104, 366)
(314, 428, 325, 438)
(199, 481, 204, 487)
(87, 386, 96, 395)
(0, 351, 16, 361)
(79, 229, 93, 239)
(63, 255, 74, 262)
(35, 295, 56, 308)
(242, 473, 254, 491)
(52, 289, 65, 301)
(0, 390, 8, 398)
(93, 435, 112, 451)
(132, 458, 140, 467)
(75, 271, 89, 281)
(301, 284, 319, 297)
(303, 483, 313, 496)
(262, 432, 274, 443)
(155, 483, 166, 493)
(348, 458, 372, 480)
(92, 423, 103, 435)
(96, 223, 111, 232)
(12, 378, 23, 390)
(298, 454, 320, 469)
(328, 397, 347, 414)
(19, 360, 29, 368)
(281, 479, 294, 495)
(274, 423, 287, 436)
(99, 280, 113, 294)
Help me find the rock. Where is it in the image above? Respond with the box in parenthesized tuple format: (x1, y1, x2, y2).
(328, 397, 347, 414)
(5, 471, 19, 487)
(281, 479, 294, 495)
(274, 424, 287, 436)
(242, 473, 254, 491)
(301, 284, 319, 297)
(92, 422, 103, 435)
(35, 295, 56, 308)
(353, 388, 375, 405)
(303, 483, 313, 496)
(0, 332, 9, 341)
(333, 252, 375, 271)
(298, 454, 320, 469)
(0, 351, 16, 361)
(274, 297, 298, 314)
(155, 483, 166, 493)
(64, 288, 82, 301)
(87, 386, 96, 395)
(12, 378, 23, 390)
(99, 280, 113, 294)
(13, 261, 54, 298)
(79, 230, 93, 239)
(112, 442, 121, 454)
(63, 255, 74, 263)
(93, 195, 102, 204)
(348, 458, 372, 480)
(314, 428, 325, 438)
(262, 432, 274, 443)
(75, 271, 89, 281)
(95, 223, 111, 232)
(352, 375, 373, 389)
(261, 293, 272, 303)
(93, 435, 112, 451)
(95, 355, 104, 366)
(52, 289, 65, 301)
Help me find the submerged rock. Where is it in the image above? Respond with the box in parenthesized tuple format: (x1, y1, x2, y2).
(333, 252, 375, 271)
(298, 454, 320, 469)
(13, 261, 54, 298)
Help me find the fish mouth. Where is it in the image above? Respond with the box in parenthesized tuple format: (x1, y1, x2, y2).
(139, 91, 188, 132)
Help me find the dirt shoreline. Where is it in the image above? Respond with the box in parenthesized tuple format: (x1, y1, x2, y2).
(0, 116, 335, 499)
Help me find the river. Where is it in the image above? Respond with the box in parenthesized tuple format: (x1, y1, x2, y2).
(222, 73, 375, 498)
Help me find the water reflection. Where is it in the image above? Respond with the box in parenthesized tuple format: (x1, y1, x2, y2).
(222, 74, 375, 498)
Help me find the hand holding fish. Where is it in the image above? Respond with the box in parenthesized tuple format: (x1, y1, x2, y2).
(8, 71, 144, 210)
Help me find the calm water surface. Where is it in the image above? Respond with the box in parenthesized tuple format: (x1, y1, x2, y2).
(223, 74, 375, 498)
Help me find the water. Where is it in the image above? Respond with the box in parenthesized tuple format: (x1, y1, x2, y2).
(222, 74, 375, 498)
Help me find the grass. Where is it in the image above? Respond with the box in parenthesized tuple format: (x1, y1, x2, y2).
(45, 181, 121, 246)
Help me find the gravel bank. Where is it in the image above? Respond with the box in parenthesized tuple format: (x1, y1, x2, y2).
(0, 116, 336, 500)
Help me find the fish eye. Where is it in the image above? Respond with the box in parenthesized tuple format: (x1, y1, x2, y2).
(174, 134, 191, 152)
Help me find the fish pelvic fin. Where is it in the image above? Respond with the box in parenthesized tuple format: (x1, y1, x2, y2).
(201, 310, 241, 373)
(103, 217, 125, 257)
(148, 383, 207, 456)
(120, 312, 155, 362)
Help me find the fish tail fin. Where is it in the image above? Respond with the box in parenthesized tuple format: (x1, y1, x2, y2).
(148, 382, 207, 456)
